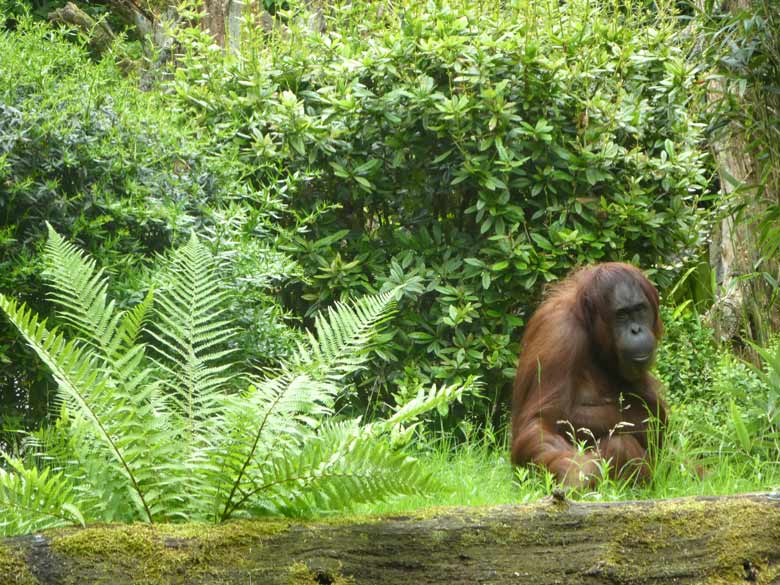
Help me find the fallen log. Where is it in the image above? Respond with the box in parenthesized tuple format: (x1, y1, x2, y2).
(2, 493, 779, 584)
(47, 2, 115, 55)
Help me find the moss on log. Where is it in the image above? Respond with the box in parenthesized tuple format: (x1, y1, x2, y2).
(47, 2, 115, 55)
(2, 493, 780, 584)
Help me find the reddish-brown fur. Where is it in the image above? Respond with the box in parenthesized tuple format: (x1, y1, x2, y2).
(510, 263, 667, 487)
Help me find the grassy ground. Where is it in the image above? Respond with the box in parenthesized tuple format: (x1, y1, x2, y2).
(355, 411, 780, 516)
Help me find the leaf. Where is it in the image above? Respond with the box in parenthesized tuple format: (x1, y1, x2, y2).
(353, 159, 382, 175)
(671, 300, 692, 320)
(62, 503, 86, 527)
(329, 162, 350, 178)
(148, 233, 237, 421)
(0, 456, 84, 534)
(289, 136, 306, 156)
(530, 233, 552, 251)
(354, 176, 374, 190)
(729, 400, 752, 453)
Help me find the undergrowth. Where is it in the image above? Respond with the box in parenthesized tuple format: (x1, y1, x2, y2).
(356, 406, 780, 516)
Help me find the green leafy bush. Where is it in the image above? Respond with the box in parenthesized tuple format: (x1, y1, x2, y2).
(656, 307, 779, 460)
(655, 306, 720, 405)
(0, 19, 298, 428)
(716, 340, 780, 458)
(0, 229, 474, 535)
(170, 0, 711, 418)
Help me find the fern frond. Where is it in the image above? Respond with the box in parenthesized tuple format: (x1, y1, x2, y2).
(250, 421, 434, 516)
(216, 292, 399, 521)
(148, 233, 237, 424)
(375, 377, 482, 442)
(214, 372, 337, 521)
(41, 225, 127, 364)
(298, 290, 398, 378)
(0, 455, 84, 536)
(109, 287, 155, 356)
(230, 376, 478, 517)
(0, 294, 155, 522)
(41, 226, 159, 396)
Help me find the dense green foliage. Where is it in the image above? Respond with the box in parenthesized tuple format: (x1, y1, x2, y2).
(0, 21, 299, 431)
(0, 229, 473, 534)
(1, 0, 779, 534)
(655, 306, 720, 405)
(656, 307, 780, 466)
(704, 0, 780, 263)
(169, 0, 712, 416)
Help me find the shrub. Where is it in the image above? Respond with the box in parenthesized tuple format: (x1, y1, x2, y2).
(655, 306, 719, 405)
(656, 307, 779, 460)
(169, 0, 712, 420)
(0, 19, 298, 429)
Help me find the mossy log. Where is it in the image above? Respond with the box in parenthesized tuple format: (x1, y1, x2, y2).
(2, 493, 780, 585)
(47, 2, 115, 55)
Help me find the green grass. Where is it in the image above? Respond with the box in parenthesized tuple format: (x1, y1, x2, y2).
(354, 435, 520, 515)
(355, 410, 780, 516)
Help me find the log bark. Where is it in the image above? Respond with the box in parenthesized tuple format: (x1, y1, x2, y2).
(2, 493, 780, 584)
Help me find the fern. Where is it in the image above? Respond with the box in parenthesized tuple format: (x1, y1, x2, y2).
(148, 233, 238, 425)
(375, 379, 479, 441)
(41, 225, 154, 375)
(0, 456, 84, 535)
(0, 296, 159, 522)
(260, 420, 435, 515)
(212, 290, 400, 520)
(299, 290, 398, 377)
(0, 230, 475, 534)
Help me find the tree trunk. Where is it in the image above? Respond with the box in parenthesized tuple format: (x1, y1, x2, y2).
(706, 0, 780, 348)
(201, 0, 227, 46)
(47, 0, 173, 63)
(2, 493, 780, 584)
(200, 0, 245, 49)
(226, 0, 244, 54)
